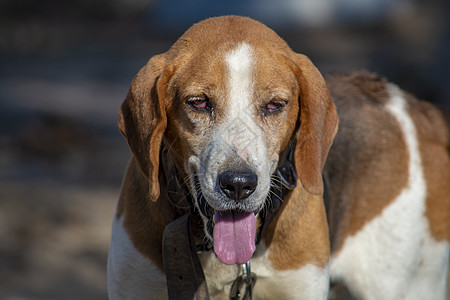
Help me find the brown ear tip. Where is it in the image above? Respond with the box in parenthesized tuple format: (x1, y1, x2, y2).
(118, 110, 127, 137)
(299, 176, 324, 196)
(308, 185, 324, 196)
(149, 186, 160, 202)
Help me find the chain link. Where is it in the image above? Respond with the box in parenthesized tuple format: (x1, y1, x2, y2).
(230, 261, 257, 300)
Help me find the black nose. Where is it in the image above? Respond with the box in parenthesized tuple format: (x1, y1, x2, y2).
(219, 171, 258, 201)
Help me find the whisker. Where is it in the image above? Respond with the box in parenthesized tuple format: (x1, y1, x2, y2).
(165, 138, 178, 153)
(268, 189, 283, 203)
(270, 177, 283, 185)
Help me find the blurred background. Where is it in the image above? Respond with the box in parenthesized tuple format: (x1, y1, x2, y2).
(0, 0, 449, 299)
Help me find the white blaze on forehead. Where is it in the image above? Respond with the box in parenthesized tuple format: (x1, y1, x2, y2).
(225, 43, 254, 119)
(223, 43, 258, 163)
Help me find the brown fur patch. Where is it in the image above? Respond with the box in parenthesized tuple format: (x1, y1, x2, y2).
(291, 54, 339, 195)
(263, 183, 330, 270)
(117, 159, 176, 271)
(324, 72, 410, 252)
(407, 97, 450, 241)
(119, 54, 169, 201)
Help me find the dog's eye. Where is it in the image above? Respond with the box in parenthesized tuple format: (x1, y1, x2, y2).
(186, 96, 210, 111)
(265, 100, 287, 114)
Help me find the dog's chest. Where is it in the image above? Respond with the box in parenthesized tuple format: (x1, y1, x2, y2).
(199, 244, 329, 299)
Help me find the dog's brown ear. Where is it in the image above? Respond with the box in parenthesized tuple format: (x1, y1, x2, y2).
(119, 54, 169, 201)
(292, 54, 338, 195)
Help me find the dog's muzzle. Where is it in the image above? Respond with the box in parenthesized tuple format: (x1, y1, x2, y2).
(194, 172, 259, 265)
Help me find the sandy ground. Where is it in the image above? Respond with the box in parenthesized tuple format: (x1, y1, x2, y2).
(0, 181, 116, 299)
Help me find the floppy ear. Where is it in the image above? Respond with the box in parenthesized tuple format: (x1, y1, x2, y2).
(118, 54, 169, 201)
(292, 54, 338, 195)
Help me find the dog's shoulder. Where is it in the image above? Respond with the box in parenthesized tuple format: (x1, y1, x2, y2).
(325, 70, 389, 104)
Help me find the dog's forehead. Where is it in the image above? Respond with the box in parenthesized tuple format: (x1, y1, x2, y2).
(166, 16, 296, 83)
(172, 41, 298, 100)
(173, 16, 290, 52)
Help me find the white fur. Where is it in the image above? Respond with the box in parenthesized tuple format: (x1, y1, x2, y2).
(404, 234, 449, 299)
(330, 84, 449, 299)
(226, 43, 253, 121)
(199, 242, 330, 299)
(108, 215, 167, 300)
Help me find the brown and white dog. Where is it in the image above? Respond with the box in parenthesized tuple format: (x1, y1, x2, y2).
(107, 16, 450, 299)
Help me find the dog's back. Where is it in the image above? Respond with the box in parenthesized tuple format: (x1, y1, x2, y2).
(324, 71, 450, 299)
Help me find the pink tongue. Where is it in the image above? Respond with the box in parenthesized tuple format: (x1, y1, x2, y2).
(213, 211, 256, 265)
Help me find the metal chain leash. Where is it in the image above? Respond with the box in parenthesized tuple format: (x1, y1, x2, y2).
(230, 261, 257, 300)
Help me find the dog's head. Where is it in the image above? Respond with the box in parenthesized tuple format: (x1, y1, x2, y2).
(119, 16, 338, 265)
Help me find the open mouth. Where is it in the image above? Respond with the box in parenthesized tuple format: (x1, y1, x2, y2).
(194, 176, 257, 265)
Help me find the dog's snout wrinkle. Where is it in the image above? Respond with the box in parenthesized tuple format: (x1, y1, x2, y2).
(218, 170, 258, 201)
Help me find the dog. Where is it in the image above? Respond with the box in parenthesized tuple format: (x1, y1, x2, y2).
(107, 16, 449, 299)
